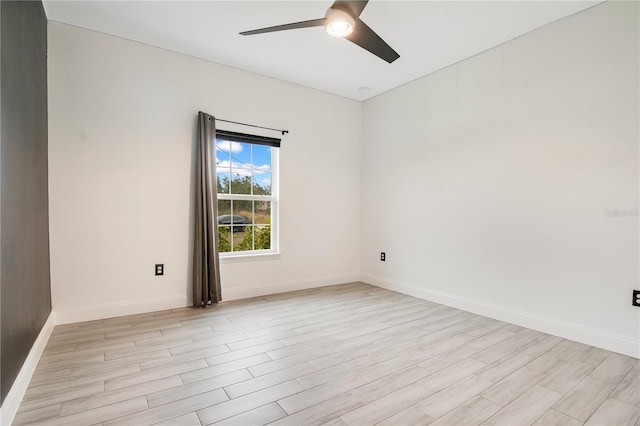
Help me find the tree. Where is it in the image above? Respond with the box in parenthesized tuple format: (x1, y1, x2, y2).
(217, 174, 271, 196)
(218, 226, 231, 252)
(254, 225, 271, 249)
(235, 225, 271, 251)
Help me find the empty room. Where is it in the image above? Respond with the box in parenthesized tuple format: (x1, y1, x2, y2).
(1, 0, 638, 425)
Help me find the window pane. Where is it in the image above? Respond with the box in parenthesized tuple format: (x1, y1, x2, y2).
(231, 226, 246, 251)
(254, 225, 271, 250)
(230, 172, 251, 194)
(234, 224, 253, 252)
(253, 145, 272, 195)
(254, 201, 271, 225)
(216, 169, 230, 194)
(253, 174, 271, 196)
(215, 140, 231, 167)
(218, 199, 231, 216)
(218, 226, 231, 252)
(217, 200, 232, 252)
(230, 142, 252, 169)
(232, 200, 252, 221)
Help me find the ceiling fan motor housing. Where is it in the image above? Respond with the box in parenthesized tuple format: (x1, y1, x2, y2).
(325, 7, 355, 37)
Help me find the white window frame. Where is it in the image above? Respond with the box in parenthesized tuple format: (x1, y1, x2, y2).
(217, 138, 279, 260)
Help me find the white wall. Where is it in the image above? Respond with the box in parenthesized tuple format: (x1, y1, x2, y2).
(48, 23, 361, 321)
(49, 2, 639, 357)
(360, 1, 639, 357)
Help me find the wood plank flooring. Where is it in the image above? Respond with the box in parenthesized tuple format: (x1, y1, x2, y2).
(14, 282, 640, 425)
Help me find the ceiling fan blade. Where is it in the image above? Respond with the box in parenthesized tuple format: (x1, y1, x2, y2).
(240, 18, 325, 36)
(331, 0, 369, 18)
(345, 19, 399, 63)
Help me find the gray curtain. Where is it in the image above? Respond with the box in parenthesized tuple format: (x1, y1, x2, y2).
(193, 111, 222, 306)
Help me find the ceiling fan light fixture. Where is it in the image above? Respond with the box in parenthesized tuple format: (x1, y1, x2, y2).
(325, 8, 355, 37)
(240, 0, 400, 63)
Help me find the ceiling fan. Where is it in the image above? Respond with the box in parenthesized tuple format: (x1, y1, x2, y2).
(240, 0, 400, 64)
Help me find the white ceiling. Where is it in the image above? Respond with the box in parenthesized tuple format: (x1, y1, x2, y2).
(43, 1, 601, 101)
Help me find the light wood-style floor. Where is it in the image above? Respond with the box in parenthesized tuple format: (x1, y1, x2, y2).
(14, 282, 640, 426)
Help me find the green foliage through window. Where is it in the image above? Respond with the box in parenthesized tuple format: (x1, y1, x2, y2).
(217, 174, 271, 196)
(217, 225, 271, 252)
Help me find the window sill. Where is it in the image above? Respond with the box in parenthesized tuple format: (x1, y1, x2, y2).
(219, 252, 281, 263)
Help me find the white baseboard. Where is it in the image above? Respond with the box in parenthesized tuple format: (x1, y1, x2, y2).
(53, 272, 361, 324)
(1, 312, 57, 426)
(361, 273, 639, 359)
(54, 294, 189, 324)
(53, 273, 360, 324)
(223, 272, 360, 301)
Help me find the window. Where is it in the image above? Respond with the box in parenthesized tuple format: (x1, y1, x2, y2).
(215, 130, 279, 257)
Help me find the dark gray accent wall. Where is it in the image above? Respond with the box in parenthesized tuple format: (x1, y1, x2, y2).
(0, 0, 51, 404)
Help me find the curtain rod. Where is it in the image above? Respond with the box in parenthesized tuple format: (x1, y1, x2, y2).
(216, 118, 289, 136)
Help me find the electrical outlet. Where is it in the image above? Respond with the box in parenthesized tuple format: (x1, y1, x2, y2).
(155, 264, 164, 276)
(633, 290, 640, 307)
(380, 252, 386, 262)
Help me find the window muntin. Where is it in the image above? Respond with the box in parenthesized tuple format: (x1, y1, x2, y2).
(216, 134, 278, 256)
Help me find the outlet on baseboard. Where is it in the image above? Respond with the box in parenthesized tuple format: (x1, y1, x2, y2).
(155, 264, 164, 276)
(380, 252, 386, 262)
(633, 290, 640, 307)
